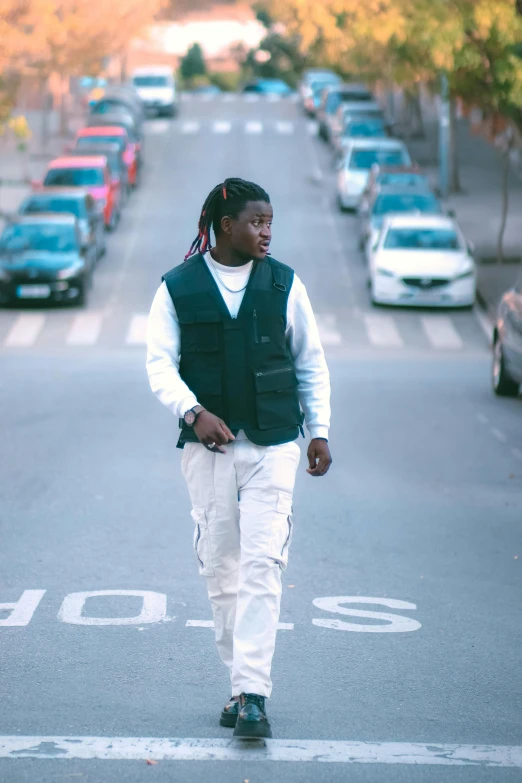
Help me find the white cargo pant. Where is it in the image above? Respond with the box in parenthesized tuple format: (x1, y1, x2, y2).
(181, 438, 301, 698)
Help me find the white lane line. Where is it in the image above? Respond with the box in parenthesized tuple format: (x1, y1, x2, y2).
(307, 120, 319, 136)
(186, 620, 293, 630)
(276, 121, 294, 134)
(512, 447, 522, 461)
(66, 313, 103, 346)
(213, 121, 231, 134)
(421, 316, 463, 350)
(1, 737, 521, 765)
(4, 314, 46, 347)
(267, 94, 281, 102)
(316, 314, 342, 346)
(222, 94, 236, 102)
(201, 94, 214, 102)
(181, 121, 200, 134)
(245, 120, 263, 134)
(476, 412, 489, 425)
(491, 427, 507, 443)
(146, 121, 170, 135)
(364, 314, 403, 348)
(126, 314, 148, 346)
(244, 94, 259, 102)
(473, 305, 493, 345)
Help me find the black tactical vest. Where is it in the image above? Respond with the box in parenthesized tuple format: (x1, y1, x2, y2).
(162, 253, 304, 448)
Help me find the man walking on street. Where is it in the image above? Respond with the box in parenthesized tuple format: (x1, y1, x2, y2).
(147, 177, 331, 738)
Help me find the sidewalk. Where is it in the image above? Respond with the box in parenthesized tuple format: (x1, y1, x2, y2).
(403, 98, 522, 318)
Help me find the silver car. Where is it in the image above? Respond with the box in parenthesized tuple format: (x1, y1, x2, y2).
(336, 139, 412, 211)
(493, 275, 522, 396)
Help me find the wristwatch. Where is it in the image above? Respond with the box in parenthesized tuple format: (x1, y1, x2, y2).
(183, 405, 204, 427)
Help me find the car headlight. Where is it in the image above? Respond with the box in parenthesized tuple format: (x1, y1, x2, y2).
(57, 263, 84, 280)
(454, 269, 475, 281)
(376, 268, 395, 277)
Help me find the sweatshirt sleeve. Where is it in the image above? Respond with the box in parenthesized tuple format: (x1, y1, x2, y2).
(285, 274, 331, 440)
(146, 281, 199, 419)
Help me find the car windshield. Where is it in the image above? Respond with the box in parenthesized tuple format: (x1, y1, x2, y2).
(372, 193, 442, 216)
(344, 120, 386, 137)
(77, 135, 126, 152)
(22, 198, 84, 218)
(0, 223, 78, 253)
(349, 148, 408, 170)
(44, 167, 105, 187)
(133, 76, 169, 87)
(383, 228, 462, 250)
(378, 173, 430, 188)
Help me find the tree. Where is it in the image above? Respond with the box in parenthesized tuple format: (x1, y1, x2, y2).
(180, 43, 207, 82)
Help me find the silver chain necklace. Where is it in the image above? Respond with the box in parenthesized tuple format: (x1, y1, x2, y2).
(208, 253, 252, 294)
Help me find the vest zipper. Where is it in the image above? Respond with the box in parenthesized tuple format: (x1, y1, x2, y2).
(253, 309, 259, 344)
(255, 367, 293, 377)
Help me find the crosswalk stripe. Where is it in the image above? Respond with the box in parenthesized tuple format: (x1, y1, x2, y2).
(307, 120, 319, 136)
(267, 94, 281, 102)
(145, 121, 170, 135)
(181, 121, 200, 134)
(244, 94, 259, 103)
(364, 314, 403, 347)
(4, 314, 46, 347)
(66, 313, 103, 346)
(213, 121, 231, 134)
(1, 736, 520, 765)
(276, 121, 294, 134)
(125, 314, 148, 346)
(316, 314, 342, 346)
(200, 93, 214, 102)
(245, 120, 262, 134)
(421, 316, 463, 349)
(222, 93, 236, 102)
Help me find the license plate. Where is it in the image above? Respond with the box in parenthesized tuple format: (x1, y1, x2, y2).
(16, 285, 51, 299)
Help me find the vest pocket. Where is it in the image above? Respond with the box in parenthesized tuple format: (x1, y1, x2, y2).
(254, 367, 301, 431)
(268, 491, 294, 571)
(190, 507, 215, 577)
(179, 311, 221, 353)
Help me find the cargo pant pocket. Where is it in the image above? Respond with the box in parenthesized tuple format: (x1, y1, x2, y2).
(191, 507, 215, 577)
(268, 490, 294, 572)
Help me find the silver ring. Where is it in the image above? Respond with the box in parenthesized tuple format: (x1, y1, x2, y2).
(207, 442, 216, 450)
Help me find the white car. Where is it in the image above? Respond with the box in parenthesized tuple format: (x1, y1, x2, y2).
(368, 214, 476, 308)
(131, 66, 177, 117)
(336, 139, 411, 211)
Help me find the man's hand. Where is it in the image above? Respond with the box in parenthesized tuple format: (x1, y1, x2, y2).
(306, 438, 332, 477)
(193, 410, 235, 454)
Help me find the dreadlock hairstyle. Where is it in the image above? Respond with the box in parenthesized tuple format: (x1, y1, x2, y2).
(185, 177, 270, 260)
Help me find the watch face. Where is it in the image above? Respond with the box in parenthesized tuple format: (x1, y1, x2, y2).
(184, 410, 196, 426)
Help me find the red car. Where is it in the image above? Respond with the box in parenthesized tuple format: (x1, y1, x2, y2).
(34, 156, 120, 231)
(74, 126, 138, 187)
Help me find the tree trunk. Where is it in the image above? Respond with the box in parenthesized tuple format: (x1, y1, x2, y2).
(411, 90, 425, 139)
(40, 79, 51, 152)
(449, 97, 461, 193)
(497, 136, 513, 264)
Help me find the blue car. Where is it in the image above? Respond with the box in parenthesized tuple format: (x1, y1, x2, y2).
(242, 79, 292, 96)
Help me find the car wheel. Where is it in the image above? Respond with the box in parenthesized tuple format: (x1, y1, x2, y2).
(76, 280, 88, 307)
(492, 338, 519, 397)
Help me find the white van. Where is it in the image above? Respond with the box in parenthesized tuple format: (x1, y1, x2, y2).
(131, 66, 177, 117)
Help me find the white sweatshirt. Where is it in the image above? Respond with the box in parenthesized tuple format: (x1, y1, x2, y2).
(146, 253, 331, 441)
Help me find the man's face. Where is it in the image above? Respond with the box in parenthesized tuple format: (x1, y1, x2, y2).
(226, 200, 273, 261)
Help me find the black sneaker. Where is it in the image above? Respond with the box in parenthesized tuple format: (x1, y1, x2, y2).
(219, 696, 239, 728)
(233, 693, 272, 739)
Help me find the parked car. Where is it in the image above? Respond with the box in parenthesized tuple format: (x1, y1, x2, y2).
(359, 185, 444, 254)
(492, 277, 522, 396)
(332, 114, 388, 158)
(18, 188, 106, 259)
(242, 78, 293, 96)
(0, 214, 95, 306)
(86, 112, 144, 170)
(74, 126, 138, 188)
(69, 144, 129, 207)
(35, 155, 119, 231)
(299, 69, 341, 115)
(367, 214, 476, 308)
(317, 83, 375, 142)
(336, 138, 412, 211)
(359, 165, 430, 213)
(330, 101, 384, 145)
(131, 65, 177, 117)
(90, 86, 145, 126)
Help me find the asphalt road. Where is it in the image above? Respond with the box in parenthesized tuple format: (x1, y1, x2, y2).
(1, 93, 521, 782)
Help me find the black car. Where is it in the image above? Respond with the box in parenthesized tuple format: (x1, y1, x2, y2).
(18, 188, 106, 260)
(0, 214, 95, 307)
(69, 144, 129, 205)
(492, 275, 522, 396)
